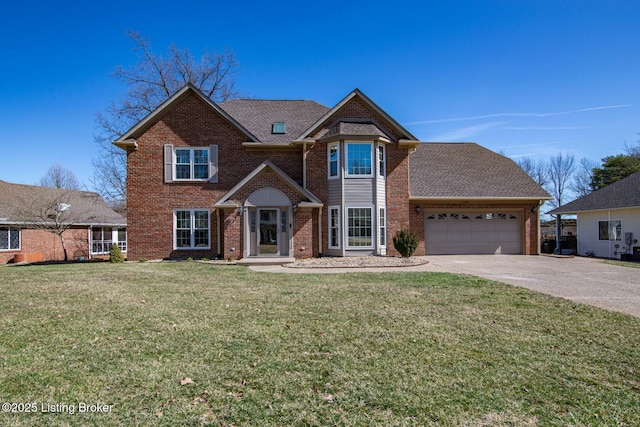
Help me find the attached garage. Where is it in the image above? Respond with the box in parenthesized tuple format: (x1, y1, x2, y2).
(424, 210, 522, 255)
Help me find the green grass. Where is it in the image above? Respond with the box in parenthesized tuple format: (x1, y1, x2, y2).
(1, 262, 639, 426)
(603, 259, 640, 269)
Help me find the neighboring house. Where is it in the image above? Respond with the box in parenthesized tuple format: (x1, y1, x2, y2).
(550, 171, 640, 259)
(114, 84, 549, 261)
(0, 180, 127, 264)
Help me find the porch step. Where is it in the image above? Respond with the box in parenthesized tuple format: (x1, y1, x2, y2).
(236, 257, 295, 266)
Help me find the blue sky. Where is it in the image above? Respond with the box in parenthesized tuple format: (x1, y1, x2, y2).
(2, 0, 639, 189)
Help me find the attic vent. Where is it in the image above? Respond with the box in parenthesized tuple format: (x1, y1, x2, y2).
(272, 122, 286, 134)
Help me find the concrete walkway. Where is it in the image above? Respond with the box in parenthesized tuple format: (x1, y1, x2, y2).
(250, 255, 640, 318)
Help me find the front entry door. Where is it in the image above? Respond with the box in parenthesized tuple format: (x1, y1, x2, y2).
(258, 209, 279, 255)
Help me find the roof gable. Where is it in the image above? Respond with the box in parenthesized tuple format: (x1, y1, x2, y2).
(113, 84, 258, 150)
(214, 161, 322, 208)
(551, 171, 640, 214)
(297, 89, 419, 143)
(410, 143, 551, 200)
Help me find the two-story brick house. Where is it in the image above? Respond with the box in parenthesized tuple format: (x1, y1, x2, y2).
(114, 84, 549, 261)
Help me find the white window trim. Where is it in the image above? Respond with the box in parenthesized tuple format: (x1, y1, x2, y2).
(327, 143, 340, 180)
(174, 147, 210, 181)
(377, 143, 386, 178)
(379, 207, 386, 247)
(91, 227, 127, 254)
(345, 206, 374, 249)
(328, 205, 341, 249)
(0, 227, 20, 251)
(345, 142, 374, 178)
(174, 209, 211, 250)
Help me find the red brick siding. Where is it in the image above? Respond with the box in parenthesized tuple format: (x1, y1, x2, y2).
(0, 228, 90, 264)
(126, 92, 306, 260)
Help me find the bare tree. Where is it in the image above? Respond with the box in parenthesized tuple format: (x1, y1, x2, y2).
(38, 164, 81, 190)
(571, 157, 598, 197)
(545, 153, 576, 253)
(624, 135, 640, 157)
(92, 31, 241, 207)
(516, 157, 549, 187)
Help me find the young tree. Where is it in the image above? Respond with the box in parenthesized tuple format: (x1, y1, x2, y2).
(14, 188, 97, 261)
(92, 31, 241, 208)
(38, 164, 81, 190)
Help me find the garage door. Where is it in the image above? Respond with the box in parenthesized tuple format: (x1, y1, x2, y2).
(425, 211, 522, 255)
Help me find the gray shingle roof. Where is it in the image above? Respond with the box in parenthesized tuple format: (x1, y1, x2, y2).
(321, 121, 391, 139)
(219, 99, 330, 144)
(410, 143, 551, 199)
(550, 171, 640, 214)
(0, 180, 126, 226)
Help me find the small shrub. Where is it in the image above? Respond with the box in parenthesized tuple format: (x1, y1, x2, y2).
(186, 257, 194, 262)
(139, 258, 148, 263)
(109, 243, 125, 263)
(393, 229, 418, 258)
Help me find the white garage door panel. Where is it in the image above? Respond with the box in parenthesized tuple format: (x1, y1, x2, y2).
(425, 211, 521, 255)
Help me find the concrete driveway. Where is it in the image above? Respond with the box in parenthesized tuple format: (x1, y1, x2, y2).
(251, 255, 640, 318)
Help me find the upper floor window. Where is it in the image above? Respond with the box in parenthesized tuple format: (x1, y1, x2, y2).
(0, 227, 20, 250)
(328, 143, 340, 179)
(346, 143, 373, 177)
(176, 148, 209, 180)
(164, 144, 218, 183)
(378, 144, 385, 177)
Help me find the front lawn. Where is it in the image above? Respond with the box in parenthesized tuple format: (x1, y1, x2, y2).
(1, 262, 639, 426)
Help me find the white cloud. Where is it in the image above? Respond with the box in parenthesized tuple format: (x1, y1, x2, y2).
(427, 121, 506, 141)
(406, 104, 632, 125)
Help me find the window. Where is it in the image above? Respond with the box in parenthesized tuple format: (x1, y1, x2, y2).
(91, 227, 127, 254)
(346, 143, 373, 177)
(0, 227, 20, 250)
(599, 220, 622, 241)
(175, 210, 210, 249)
(378, 144, 385, 177)
(92, 227, 112, 254)
(175, 148, 209, 180)
(379, 208, 386, 247)
(281, 210, 287, 232)
(328, 143, 339, 178)
(347, 207, 372, 248)
(329, 206, 340, 249)
(272, 122, 286, 134)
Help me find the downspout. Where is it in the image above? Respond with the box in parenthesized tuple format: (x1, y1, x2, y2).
(303, 142, 307, 189)
(318, 208, 323, 257)
(608, 210, 612, 259)
(216, 209, 221, 259)
(87, 227, 92, 260)
(555, 213, 561, 254)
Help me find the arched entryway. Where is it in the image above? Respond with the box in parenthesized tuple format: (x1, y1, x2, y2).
(243, 188, 293, 258)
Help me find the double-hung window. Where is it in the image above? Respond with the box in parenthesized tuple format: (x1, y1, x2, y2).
(175, 210, 210, 249)
(165, 144, 218, 183)
(345, 143, 373, 177)
(378, 144, 385, 177)
(379, 208, 386, 247)
(598, 220, 622, 241)
(347, 207, 373, 248)
(0, 227, 20, 250)
(175, 148, 209, 180)
(328, 143, 340, 179)
(329, 206, 340, 249)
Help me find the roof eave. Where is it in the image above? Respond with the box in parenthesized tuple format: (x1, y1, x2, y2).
(112, 139, 138, 152)
(410, 196, 552, 202)
(316, 134, 391, 144)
